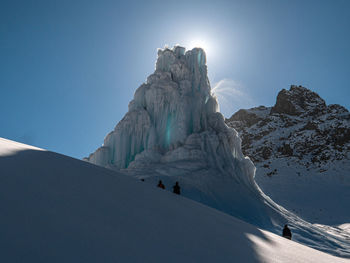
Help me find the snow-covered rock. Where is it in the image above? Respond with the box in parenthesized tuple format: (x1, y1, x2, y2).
(226, 85, 350, 224)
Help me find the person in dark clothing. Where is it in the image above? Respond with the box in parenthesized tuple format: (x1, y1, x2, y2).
(282, 224, 292, 240)
(173, 181, 180, 195)
(157, 180, 165, 189)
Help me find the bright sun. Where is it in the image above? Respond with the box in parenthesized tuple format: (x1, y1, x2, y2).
(187, 39, 211, 55)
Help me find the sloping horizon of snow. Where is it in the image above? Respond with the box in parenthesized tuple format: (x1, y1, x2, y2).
(0, 137, 348, 263)
(255, 158, 350, 225)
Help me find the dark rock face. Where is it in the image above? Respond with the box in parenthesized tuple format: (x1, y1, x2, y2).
(225, 85, 350, 174)
(278, 143, 294, 156)
(271, 85, 326, 116)
(228, 108, 263, 127)
(261, 146, 272, 160)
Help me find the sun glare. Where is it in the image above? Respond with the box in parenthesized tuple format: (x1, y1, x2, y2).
(188, 39, 211, 56)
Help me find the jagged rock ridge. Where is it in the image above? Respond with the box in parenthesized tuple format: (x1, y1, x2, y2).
(226, 85, 350, 170)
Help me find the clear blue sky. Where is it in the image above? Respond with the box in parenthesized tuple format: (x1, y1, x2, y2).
(1, 0, 350, 159)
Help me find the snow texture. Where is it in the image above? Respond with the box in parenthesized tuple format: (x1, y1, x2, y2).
(0, 138, 348, 263)
(85, 48, 350, 258)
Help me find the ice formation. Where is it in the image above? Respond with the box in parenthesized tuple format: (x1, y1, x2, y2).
(85, 46, 256, 188)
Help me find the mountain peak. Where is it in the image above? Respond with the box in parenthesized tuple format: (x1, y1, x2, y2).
(271, 85, 326, 116)
(227, 85, 349, 166)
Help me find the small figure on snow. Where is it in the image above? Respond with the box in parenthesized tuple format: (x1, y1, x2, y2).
(282, 224, 292, 240)
(173, 181, 181, 195)
(157, 180, 165, 189)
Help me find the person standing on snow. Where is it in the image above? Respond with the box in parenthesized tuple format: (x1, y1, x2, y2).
(173, 182, 181, 195)
(282, 224, 292, 240)
(157, 180, 165, 189)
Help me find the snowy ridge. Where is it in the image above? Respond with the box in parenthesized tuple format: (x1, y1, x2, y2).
(85, 48, 350, 257)
(0, 137, 44, 156)
(0, 138, 348, 262)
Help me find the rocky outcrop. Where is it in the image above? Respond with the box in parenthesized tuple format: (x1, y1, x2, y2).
(226, 85, 350, 172)
(228, 108, 263, 127)
(271, 85, 326, 116)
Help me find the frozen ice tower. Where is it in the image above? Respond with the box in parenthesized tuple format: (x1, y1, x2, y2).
(85, 46, 255, 187)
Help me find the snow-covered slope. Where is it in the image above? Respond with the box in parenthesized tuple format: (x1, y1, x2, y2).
(0, 138, 348, 263)
(226, 86, 350, 225)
